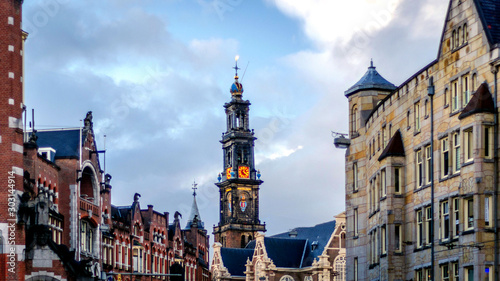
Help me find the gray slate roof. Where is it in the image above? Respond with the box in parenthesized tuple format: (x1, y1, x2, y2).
(476, 0, 500, 45)
(36, 129, 82, 159)
(345, 61, 396, 97)
(220, 248, 254, 277)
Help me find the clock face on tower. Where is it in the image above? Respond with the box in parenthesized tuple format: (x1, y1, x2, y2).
(238, 166, 250, 178)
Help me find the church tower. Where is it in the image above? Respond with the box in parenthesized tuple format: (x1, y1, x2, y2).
(213, 57, 266, 248)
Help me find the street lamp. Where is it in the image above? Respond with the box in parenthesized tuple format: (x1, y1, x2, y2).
(332, 132, 351, 149)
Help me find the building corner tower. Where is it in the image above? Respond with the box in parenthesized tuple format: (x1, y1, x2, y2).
(213, 58, 266, 248)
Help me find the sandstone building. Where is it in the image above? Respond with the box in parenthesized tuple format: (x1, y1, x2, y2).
(343, 0, 500, 280)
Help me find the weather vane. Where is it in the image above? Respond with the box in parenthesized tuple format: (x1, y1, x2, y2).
(192, 180, 198, 196)
(233, 55, 240, 77)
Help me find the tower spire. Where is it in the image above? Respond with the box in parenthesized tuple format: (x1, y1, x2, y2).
(230, 55, 244, 96)
(186, 181, 204, 229)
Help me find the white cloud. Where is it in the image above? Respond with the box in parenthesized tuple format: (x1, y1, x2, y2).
(258, 144, 304, 162)
(266, 0, 402, 46)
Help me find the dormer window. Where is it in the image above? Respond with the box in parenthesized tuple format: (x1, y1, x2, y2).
(38, 147, 56, 162)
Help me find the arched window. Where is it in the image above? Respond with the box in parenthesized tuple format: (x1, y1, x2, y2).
(333, 255, 346, 281)
(463, 23, 468, 43)
(472, 73, 477, 91)
(458, 26, 463, 45)
(351, 104, 358, 137)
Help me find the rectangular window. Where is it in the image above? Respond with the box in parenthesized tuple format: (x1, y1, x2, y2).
(452, 262, 459, 281)
(368, 181, 373, 212)
(465, 197, 474, 230)
(395, 224, 402, 252)
(354, 208, 359, 236)
(382, 126, 387, 147)
(417, 209, 423, 248)
(464, 128, 473, 162)
(452, 80, 459, 111)
(415, 103, 421, 131)
(442, 137, 450, 177)
(354, 257, 358, 281)
(462, 75, 470, 107)
(381, 225, 387, 254)
(353, 163, 358, 192)
(425, 206, 432, 245)
(395, 167, 402, 194)
(381, 169, 387, 197)
(465, 267, 474, 281)
(442, 264, 450, 281)
(441, 201, 450, 240)
(416, 269, 423, 281)
(425, 145, 432, 184)
(425, 268, 431, 281)
(485, 126, 493, 159)
(453, 198, 460, 238)
(485, 195, 492, 227)
(453, 132, 461, 173)
(417, 150, 423, 187)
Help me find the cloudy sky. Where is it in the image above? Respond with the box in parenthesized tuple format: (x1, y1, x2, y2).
(22, 0, 449, 238)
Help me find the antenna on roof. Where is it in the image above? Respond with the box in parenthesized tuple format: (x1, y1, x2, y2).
(240, 61, 250, 83)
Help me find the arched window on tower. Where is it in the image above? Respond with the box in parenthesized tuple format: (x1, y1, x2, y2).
(351, 104, 358, 137)
(333, 255, 346, 281)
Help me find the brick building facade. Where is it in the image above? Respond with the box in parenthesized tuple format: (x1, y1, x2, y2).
(0, 1, 210, 280)
(343, 0, 500, 280)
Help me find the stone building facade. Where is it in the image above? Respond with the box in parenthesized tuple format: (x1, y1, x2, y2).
(0, 1, 210, 280)
(343, 0, 500, 280)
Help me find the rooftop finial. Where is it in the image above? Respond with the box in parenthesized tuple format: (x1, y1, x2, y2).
(192, 180, 198, 197)
(233, 55, 240, 78)
(370, 59, 374, 68)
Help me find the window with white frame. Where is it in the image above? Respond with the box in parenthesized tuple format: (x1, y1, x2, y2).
(453, 198, 460, 238)
(453, 132, 461, 173)
(451, 80, 459, 111)
(417, 209, 423, 248)
(395, 224, 402, 253)
(485, 195, 492, 227)
(441, 137, 450, 178)
(465, 267, 474, 281)
(425, 206, 432, 245)
(415, 103, 421, 131)
(425, 145, 431, 185)
(381, 225, 387, 255)
(381, 169, 387, 197)
(353, 163, 358, 192)
(354, 208, 359, 237)
(425, 268, 431, 281)
(464, 128, 473, 162)
(417, 150, 423, 187)
(462, 75, 470, 107)
(485, 126, 493, 159)
(465, 197, 474, 231)
(440, 200, 450, 240)
(382, 126, 387, 147)
(441, 264, 450, 281)
(80, 220, 94, 254)
(395, 167, 402, 194)
(416, 269, 423, 281)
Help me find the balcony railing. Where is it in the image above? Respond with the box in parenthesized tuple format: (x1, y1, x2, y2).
(80, 197, 99, 217)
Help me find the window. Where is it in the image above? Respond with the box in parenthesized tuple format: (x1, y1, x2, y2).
(416, 269, 423, 281)
(381, 225, 387, 255)
(441, 137, 450, 178)
(414, 103, 420, 131)
(463, 23, 468, 43)
(486, 266, 493, 281)
(417, 209, 423, 248)
(81, 220, 94, 254)
(465, 197, 474, 230)
(353, 163, 358, 192)
(425, 99, 429, 117)
(441, 201, 450, 240)
(442, 264, 450, 281)
(444, 88, 449, 106)
(389, 124, 393, 138)
(465, 267, 474, 281)
(453, 132, 461, 173)
(381, 169, 386, 197)
(425, 206, 432, 245)
(351, 105, 358, 137)
(407, 111, 411, 128)
(464, 128, 473, 162)
(369, 143, 372, 159)
(373, 139, 375, 156)
(395, 224, 402, 252)
(485, 126, 493, 159)
(425, 145, 432, 185)
(452, 30, 457, 49)
(458, 26, 463, 45)
(382, 126, 387, 147)
(378, 133, 380, 150)
(472, 73, 477, 91)
(452, 80, 459, 111)
(462, 75, 470, 106)
(354, 257, 358, 281)
(485, 195, 492, 227)
(354, 208, 359, 237)
(417, 150, 423, 187)
(452, 262, 459, 281)
(395, 167, 402, 194)
(453, 198, 460, 238)
(425, 268, 431, 281)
